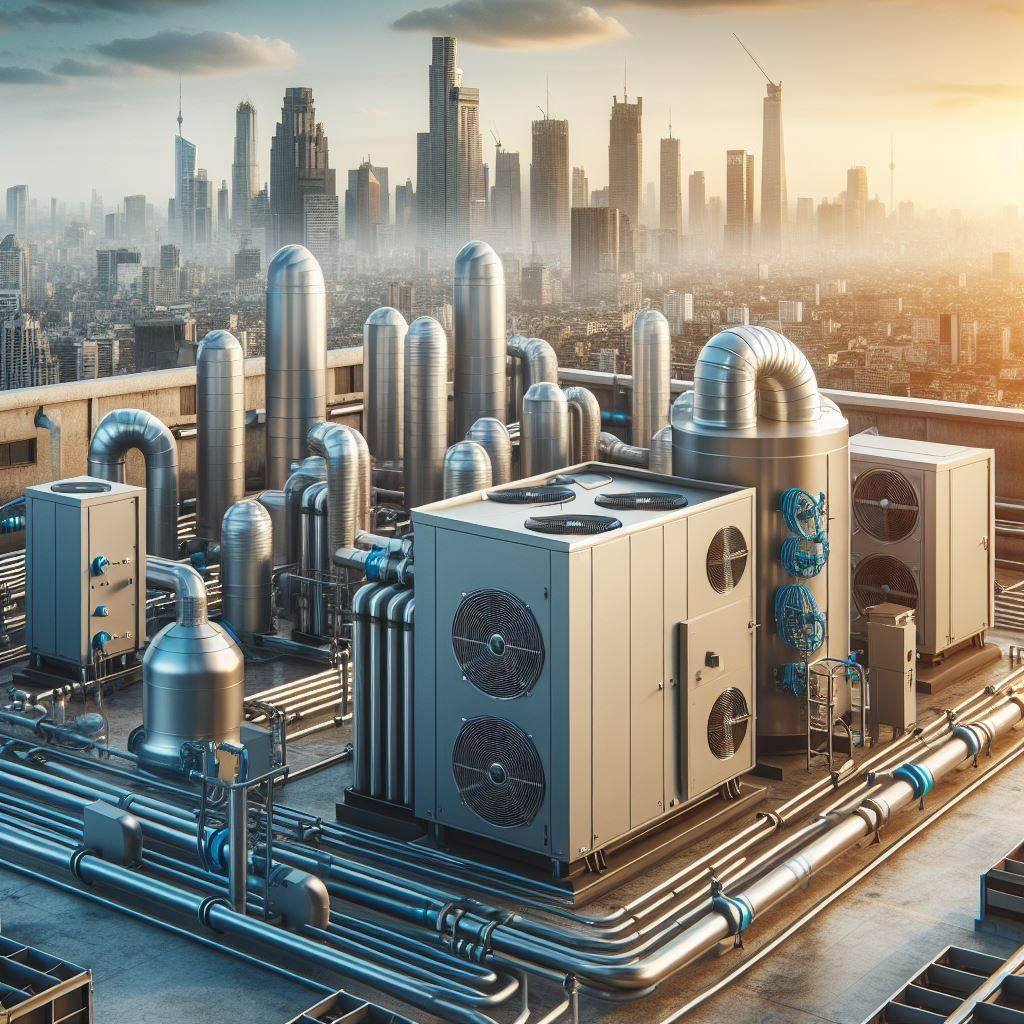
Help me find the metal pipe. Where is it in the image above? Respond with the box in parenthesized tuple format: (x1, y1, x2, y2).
(368, 584, 401, 798)
(386, 589, 414, 804)
(88, 408, 180, 558)
(563, 386, 601, 462)
(227, 784, 248, 915)
(351, 583, 374, 793)
(307, 423, 361, 578)
(466, 418, 512, 485)
(401, 594, 415, 806)
(255, 489, 288, 567)
(649, 425, 674, 475)
(364, 307, 407, 466)
(220, 499, 274, 638)
(631, 309, 671, 447)
(521, 382, 569, 476)
(404, 316, 448, 509)
(283, 456, 326, 568)
(598, 431, 649, 468)
(444, 441, 492, 498)
(146, 556, 208, 626)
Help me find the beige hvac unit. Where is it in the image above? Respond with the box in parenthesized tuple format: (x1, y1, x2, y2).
(412, 463, 756, 866)
(850, 434, 994, 658)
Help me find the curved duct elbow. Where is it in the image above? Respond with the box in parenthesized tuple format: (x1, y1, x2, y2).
(599, 431, 649, 469)
(508, 335, 558, 422)
(649, 425, 674, 475)
(145, 556, 208, 627)
(307, 423, 361, 572)
(220, 499, 274, 638)
(364, 306, 407, 466)
(404, 316, 448, 509)
(692, 325, 821, 430)
(88, 409, 179, 558)
(196, 330, 245, 543)
(631, 309, 671, 448)
(564, 386, 601, 462)
(443, 441, 493, 498)
(466, 417, 512, 484)
(521, 382, 569, 477)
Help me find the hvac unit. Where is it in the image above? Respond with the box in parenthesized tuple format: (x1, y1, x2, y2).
(412, 464, 756, 867)
(850, 435, 994, 658)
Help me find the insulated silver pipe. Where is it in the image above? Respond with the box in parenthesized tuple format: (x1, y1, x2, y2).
(404, 317, 448, 509)
(351, 583, 374, 793)
(307, 424, 361, 578)
(255, 489, 287, 567)
(563, 386, 601, 463)
(507, 336, 558, 424)
(220, 500, 274, 639)
(521, 382, 569, 477)
(352, 427, 372, 533)
(692, 324, 821, 429)
(146, 556, 207, 626)
(266, 245, 327, 489)
(283, 457, 327, 567)
(386, 588, 414, 805)
(631, 309, 671, 448)
(196, 330, 245, 544)
(443, 441, 492, 499)
(649, 424, 674, 475)
(598, 431, 649, 468)
(466, 418, 512, 485)
(364, 307, 407, 466)
(88, 409, 180, 558)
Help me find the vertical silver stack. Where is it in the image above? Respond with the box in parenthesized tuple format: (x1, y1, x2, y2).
(521, 382, 570, 476)
(363, 307, 407, 468)
(443, 441, 493, 498)
(220, 499, 274, 638)
(265, 244, 327, 489)
(307, 424, 361, 575)
(196, 330, 245, 544)
(466, 418, 512, 484)
(404, 317, 449, 509)
(631, 308, 671, 449)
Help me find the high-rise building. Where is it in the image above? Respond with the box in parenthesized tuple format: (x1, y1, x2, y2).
(133, 315, 198, 371)
(173, 88, 197, 247)
(5, 186, 28, 237)
(777, 299, 803, 324)
(231, 100, 259, 235)
(521, 264, 555, 307)
(725, 149, 754, 255)
(707, 195, 724, 247)
(571, 206, 622, 296)
(192, 170, 213, 246)
(96, 248, 141, 295)
(659, 129, 681, 259)
(75, 339, 100, 381)
(302, 193, 340, 270)
(571, 167, 589, 208)
(760, 82, 786, 249)
(1, 308, 58, 389)
(608, 92, 642, 239)
(234, 242, 261, 280)
(591, 188, 609, 208)
(124, 194, 146, 240)
(387, 281, 415, 322)
(845, 166, 868, 248)
(687, 171, 706, 248)
(217, 180, 229, 237)
(491, 145, 522, 252)
(269, 87, 337, 250)
(353, 161, 382, 254)
(530, 114, 570, 260)
(817, 199, 844, 248)
(159, 243, 180, 271)
(394, 179, 415, 249)
(0, 234, 31, 296)
(663, 290, 693, 334)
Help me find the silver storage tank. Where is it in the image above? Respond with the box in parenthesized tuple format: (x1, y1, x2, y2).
(521, 382, 569, 477)
(137, 557, 244, 771)
(404, 316, 448, 508)
(364, 307, 407, 467)
(631, 309, 671, 449)
(266, 245, 327, 489)
(650, 424, 674, 475)
(443, 441, 492, 498)
(671, 326, 850, 745)
(454, 241, 506, 438)
(220, 499, 274, 638)
(196, 330, 245, 544)
(466, 418, 512, 484)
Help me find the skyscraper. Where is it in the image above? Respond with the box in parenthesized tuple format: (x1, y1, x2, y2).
(725, 149, 754, 255)
(688, 170, 706, 248)
(231, 100, 259, 235)
(608, 91, 642, 240)
(760, 82, 786, 249)
(5, 186, 28, 237)
(124, 194, 146, 240)
(659, 128, 681, 259)
(571, 206, 622, 296)
(217, 180, 229, 237)
(845, 165, 868, 248)
(269, 87, 337, 251)
(0, 234, 31, 297)
(530, 113, 570, 260)
(193, 169, 213, 246)
(173, 87, 197, 248)
(1, 308, 59, 389)
(352, 161, 382, 253)
(571, 167, 589, 208)
(491, 145, 522, 252)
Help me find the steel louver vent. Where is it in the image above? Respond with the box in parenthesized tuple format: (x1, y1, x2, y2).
(524, 514, 621, 535)
(452, 717, 546, 829)
(486, 486, 576, 505)
(706, 526, 749, 594)
(452, 589, 544, 699)
(852, 469, 919, 542)
(853, 554, 920, 615)
(595, 491, 689, 511)
(707, 687, 750, 760)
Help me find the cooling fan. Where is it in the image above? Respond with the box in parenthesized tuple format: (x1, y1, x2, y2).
(707, 687, 750, 760)
(853, 554, 919, 615)
(706, 526, 749, 594)
(451, 717, 546, 829)
(452, 589, 545, 699)
(852, 469, 919, 542)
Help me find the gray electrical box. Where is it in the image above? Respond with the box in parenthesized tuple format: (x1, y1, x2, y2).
(25, 476, 146, 674)
(867, 602, 917, 733)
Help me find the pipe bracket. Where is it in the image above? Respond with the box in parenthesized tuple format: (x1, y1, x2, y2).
(69, 846, 96, 885)
(893, 762, 935, 801)
(711, 892, 754, 940)
(198, 895, 231, 932)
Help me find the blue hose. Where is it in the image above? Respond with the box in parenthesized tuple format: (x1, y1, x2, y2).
(774, 583, 826, 654)
(778, 662, 807, 697)
(0, 515, 25, 535)
(779, 488, 827, 541)
(780, 535, 830, 578)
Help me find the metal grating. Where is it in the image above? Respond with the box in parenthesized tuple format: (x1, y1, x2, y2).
(706, 526, 749, 594)
(707, 687, 750, 760)
(486, 486, 576, 505)
(524, 514, 622, 535)
(853, 554, 920, 616)
(853, 468, 920, 542)
(452, 717, 546, 829)
(452, 589, 545, 699)
(595, 491, 689, 511)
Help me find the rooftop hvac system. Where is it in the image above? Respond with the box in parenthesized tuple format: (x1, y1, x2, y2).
(412, 464, 755, 866)
(672, 326, 849, 745)
(850, 434, 994, 657)
(364, 306, 407, 467)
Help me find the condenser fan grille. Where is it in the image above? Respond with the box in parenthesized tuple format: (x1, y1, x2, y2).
(707, 687, 750, 760)
(853, 555, 920, 615)
(853, 469, 919, 541)
(487, 486, 576, 505)
(452, 718, 546, 829)
(525, 514, 622, 535)
(706, 526, 749, 594)
(595, 491, 689, 511)
(452, 589, 544, 698)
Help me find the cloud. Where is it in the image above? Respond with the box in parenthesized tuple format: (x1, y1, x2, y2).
(50, 57, 112, 76)
(94, 30, 297, 75)
(0, 4, 88, 30)
(0, 64, 58, 83)
(605, 0, 807, 6)
(917, 82, 1024, 109)
(0, 0, 212, 30)
(392, 0, 628, 50)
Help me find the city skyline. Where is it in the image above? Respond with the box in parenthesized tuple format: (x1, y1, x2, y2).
(1, 0, 1022, 213)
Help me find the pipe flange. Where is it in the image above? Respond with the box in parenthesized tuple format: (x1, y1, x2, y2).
(434, 901, 460, 935)
(852, 806, 881, 834)
(198, 895, 231, 933)
(952, 724, 982, 757)
(756, 810, 783, 829)
(69, 846, 96, 885)
(861, 795, 894, 829)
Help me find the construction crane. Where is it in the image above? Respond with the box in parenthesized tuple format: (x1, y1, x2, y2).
(489, 127, 502, 151)
(733, 33, 780, 89)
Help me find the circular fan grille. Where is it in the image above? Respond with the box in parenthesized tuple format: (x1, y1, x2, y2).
(524, 514, 622, 535)
(853, 555, 920, 615)
(707, 687, 750, 760)
(853, 469, 919, 542)
(595, 491, 689, 511)
(487, 486, 576, 505)
(452, 589, 544, 698)
(452, 717, 546, 829)
(706, 526, 749, 594)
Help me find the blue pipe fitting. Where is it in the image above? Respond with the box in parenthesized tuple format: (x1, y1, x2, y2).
(712, 893, 754, 936)
(952, 725, 981, 757)
(601, 410, 630, 426)
(365, 547, 389, 581)
(205, 827, 231, 874)
(893, 762, 934, 800)
(0, 515, 25, 534)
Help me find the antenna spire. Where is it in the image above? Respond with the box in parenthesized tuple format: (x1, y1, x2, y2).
(546, 74, 550, 119)
(668, 105, 673, 138)
(176, 73, 183, 135)
(623, 58, 628, 102)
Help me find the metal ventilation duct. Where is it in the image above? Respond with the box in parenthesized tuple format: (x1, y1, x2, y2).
(521, 382, 569, 477)
(564, 386, 601, 462)
(598, 431, 649, 468)
(443, 441, 492, 498)
(220, 499, 274, 638)
(507, 335, 558, 422)
(196, 330, 245, 544)
(283, 456, 326, 567)
(454, 241, 506, 437)
(266, 244, 327, 489)
(404, 316, 448, 509)
(649, 424, 674, 475)
(631, 309, 671, 448)
(466, 418, 512, 484)
(351, 426, 372, 533)
(307, 423, 361, 576)
(255, 489, 287, 566)
(87, 408, 179, 558)
(364, 307, 407, 466)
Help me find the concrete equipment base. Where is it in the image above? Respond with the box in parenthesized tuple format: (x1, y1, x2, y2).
(917, 642, 1002, 695)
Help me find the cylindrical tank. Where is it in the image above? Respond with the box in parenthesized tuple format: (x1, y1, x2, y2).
(650, 424, 674, 475)
(255, 489, 287, 566)
(196, 330, 245, 544)
(307, 423, 360, 575)
(453, 241, 506, 438)
(404, 316, 448, 508)
(521, 382, 570, 477)
(444, 441, 492, 498)
(220, 500, 274, 638)
(466, 418, 512, 484)
(507, 335, 558, 422)
(671, 326, 850, 746)
(631, 309, 671, 449)
(283, 456, 326, 567)
(364, 307, 407, 466)
(564, 386, 601, 463)
(137, 558, 243, 772)
(266, 244, 327, 489)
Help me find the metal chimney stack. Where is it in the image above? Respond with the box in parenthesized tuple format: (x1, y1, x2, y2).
(364, 307, 407, 467)
(404, 316, 449, 509)
(631, 309, 671, 449)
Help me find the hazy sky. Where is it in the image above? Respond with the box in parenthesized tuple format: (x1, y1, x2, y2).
(2, 0, 1023, 216)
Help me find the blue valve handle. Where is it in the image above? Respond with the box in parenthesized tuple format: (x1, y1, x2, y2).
(92, 630, 112, 652)
(91, 555, 111, 576)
